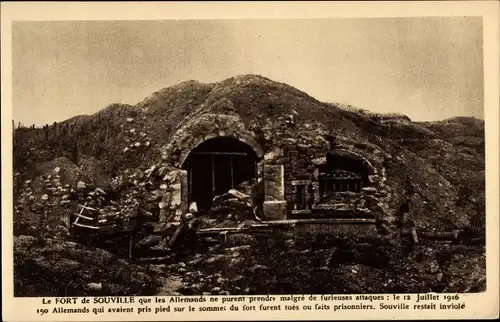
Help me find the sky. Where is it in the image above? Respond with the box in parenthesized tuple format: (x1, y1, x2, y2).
(12, 17, 483, 126)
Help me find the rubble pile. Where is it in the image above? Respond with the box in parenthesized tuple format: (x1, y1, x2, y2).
(154, 232, 485, 296)
(14, 167, 72, 240)
(194, 189, 257, 229)
(13, 150, 196, 255)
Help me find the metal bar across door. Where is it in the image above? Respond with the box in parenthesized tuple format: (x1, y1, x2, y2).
(211, 155, 215, 198)
(230, 155, 234, 188)
(189, 165, 193, 202)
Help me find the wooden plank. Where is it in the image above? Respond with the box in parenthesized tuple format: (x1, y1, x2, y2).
(197, 218, 377, 234)
(78, 204, 97, 211)
(291, 209, 313, 215)
(191, 152, 247, 156)
(211, 155, 215, 197)
(73, 201, 87, 225)
(311, 204, 356, 210)
(134, 256, 171, 263)
(402, 230, 460, 240)
(73, 222, 99, 230)
(78, 202, 87, 215)
(188, 165, 193, 202)
(139, 208, 153, 217)
(76, 213, 95, 221)
(197, 227, 251, 233)
(291, 180, 312, 186)
(258, 218, 378, 225)
(230, 155, 234, 188)
(168, 223, 185, 247)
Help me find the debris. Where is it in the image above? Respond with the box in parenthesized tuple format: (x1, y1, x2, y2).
(189, 202, 198, 214)
(145, 165, 157, 176)
(73, 222, 99, 230)
(95, 188, 106, 195)
(76, 213, 95, 221)
(78, 204, 97, 211)
(311, 157, 327, 165)
(411, 227, 419, 244)
(183, 213, 195, 222)
(136, 235, 163, 248)
(87, 282, 102, 292)
(77, 181, 86, 189)
(168, 223, 186, 248)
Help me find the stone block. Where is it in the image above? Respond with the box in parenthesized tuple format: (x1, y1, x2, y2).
(292, 170, 311, 180)
(288, 150, 299, 158)
(311, 156, 327, 165)
(163, 169, 180, 183)
(314, 150, 326, 158)
(264, 147, 284, 161)
(275, 157, 291, 165)
(263, 200, 287, 220)
(263, 165, 284, 201)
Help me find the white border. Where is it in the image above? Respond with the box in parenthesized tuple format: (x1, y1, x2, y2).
(2, 1, 499, 321)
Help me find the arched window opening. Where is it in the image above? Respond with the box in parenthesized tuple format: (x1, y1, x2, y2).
(318, 153, 368, 202)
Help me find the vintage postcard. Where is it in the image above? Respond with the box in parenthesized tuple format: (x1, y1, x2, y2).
(1, 1, 499, 321)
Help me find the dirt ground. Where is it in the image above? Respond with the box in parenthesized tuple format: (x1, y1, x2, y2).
(147, 231, 486, 296)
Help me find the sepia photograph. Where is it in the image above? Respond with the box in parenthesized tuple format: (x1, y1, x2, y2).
(9, 16, 489, 298)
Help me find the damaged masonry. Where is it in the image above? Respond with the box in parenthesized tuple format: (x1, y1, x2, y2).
(154, 111, 391, 243)
(13, 75, 486, 296)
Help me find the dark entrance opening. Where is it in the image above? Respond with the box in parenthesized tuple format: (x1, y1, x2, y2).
(182, 137, 258, 211)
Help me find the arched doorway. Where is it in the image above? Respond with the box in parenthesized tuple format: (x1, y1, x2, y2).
(182, 136, 258, 211)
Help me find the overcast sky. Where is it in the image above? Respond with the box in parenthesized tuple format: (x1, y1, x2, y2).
(12, 17, 483, 126)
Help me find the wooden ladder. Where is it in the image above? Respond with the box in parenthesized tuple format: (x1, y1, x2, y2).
(72, 202, 99, 230)
(72, 202, 136, 260)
